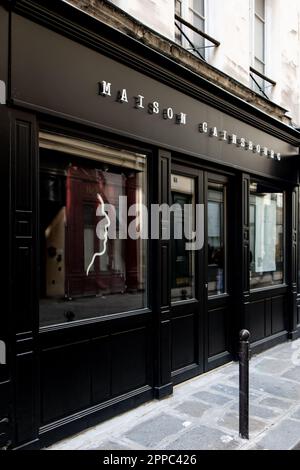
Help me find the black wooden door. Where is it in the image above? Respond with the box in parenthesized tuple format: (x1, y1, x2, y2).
(205, 172, 233, 371)
(170, 165, 233, 384)
(170, 165, 205, 384)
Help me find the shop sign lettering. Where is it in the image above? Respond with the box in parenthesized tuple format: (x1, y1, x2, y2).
(98, 80, 281, 161)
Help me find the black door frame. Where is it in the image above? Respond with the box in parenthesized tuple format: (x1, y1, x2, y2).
(170, 163, 205, 384)
(170, 158, 235, 383)
(205, 171, 234, 371)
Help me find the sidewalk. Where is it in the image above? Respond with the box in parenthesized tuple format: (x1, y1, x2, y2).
(48, 338, 300, 451)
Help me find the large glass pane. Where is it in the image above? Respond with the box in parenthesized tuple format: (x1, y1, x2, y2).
(253, 58, 265, 94)
(175, 0, 182, 16)
(192, 0, 205, 16)
(192, 14, 205, 54)
(208, 183, 226, 296)
(254, 57, 264, 75)
(255, 16, 265, 64)
(39, 142, 147, 327)
(250, 182, 284, 289)
(255, 0, 265, 19)
(171, 174, 195, 302)
(187, 0, 205, 57)
(175, 0, 183, 44)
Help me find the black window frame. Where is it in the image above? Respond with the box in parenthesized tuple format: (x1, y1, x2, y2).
(249, 178, 286, 292)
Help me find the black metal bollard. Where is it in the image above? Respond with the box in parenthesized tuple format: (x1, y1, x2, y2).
(239, 329, 250, 439)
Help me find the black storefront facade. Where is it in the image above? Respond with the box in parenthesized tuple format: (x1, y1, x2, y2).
(1, 0, 300, 450)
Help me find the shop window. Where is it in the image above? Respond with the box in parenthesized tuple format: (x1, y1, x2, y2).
(208, 182, 226, 296)
(171, 174, 195, 302)
(249, 181, 284, 289)
(39, 134, 147, 327)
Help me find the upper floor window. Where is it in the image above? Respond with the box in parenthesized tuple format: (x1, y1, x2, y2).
(254, 0, 266, 76)
(175, 0, 183, 44)
(189, 0, 206, 50)
(175, 1, 219, 60)
(175, 1, 206, 59)
(250, 0, 276, 98)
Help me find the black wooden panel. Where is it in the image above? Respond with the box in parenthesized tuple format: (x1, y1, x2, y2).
(0, 379, 10, 448)
(159, 151, 171, 309)
(265, 298, 272, 337)
(111, 327, 147, 396)
(153, 149, 172, 396)
(160, 319, 171, 384)
(289, 187, 298, 336)
(161, 246, 169, 308)
(0, 107, 10, 400)
(271, 296, 286, 334)
(247, 294, 287, 343)
(208, 307, 227, 357)
(297, 304, 300, 326)
(14, 243, 32, 334)
(246, 300, 265, 343)
(292, 242, 297, 286)
(91, 336, 111, 404)
(0, 381, 9, 418)
(243, 176, 249, 228)
(10, 110, 38, 448)
(14, 119, 33, 210)
(298, 187, 300, 294)
(0, 6, 8, 89)
(0, 418, 9, 449)
(243, 245, 250, 294)
(15, 211, 32, 237)
(15, 352, 38, 445)
(41, 341, 90, 425)
(171, 314, 195, 371)
(160, 157, 170, 208)
(242, 174, 250, 294)
(11, 111, 38, 336)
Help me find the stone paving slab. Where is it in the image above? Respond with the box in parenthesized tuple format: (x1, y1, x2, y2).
(175, 400, 210, 418)
(291, 407, 300, 421)
(164, 425, 240, 450)
(248, 404, 281, 420)
(192, 390, 233, 405)
(125, 414, 185, 448)
(282, 366, 300, 383)
(48, 338, 300, 451)
(254, 418, 300, 450)
(257, 396, 293, 410)
(254, 358, 290, 375)
(217, 411, 266, 435)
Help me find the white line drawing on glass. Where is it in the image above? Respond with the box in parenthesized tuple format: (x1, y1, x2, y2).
(86, 193, 111, 276)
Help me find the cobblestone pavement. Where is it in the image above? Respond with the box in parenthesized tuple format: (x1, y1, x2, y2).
(48, 338, 300, 450)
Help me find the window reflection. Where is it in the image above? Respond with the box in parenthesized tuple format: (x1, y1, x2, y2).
(39, 142, 147, 327)
(171, 174, 195, 302)
(208, 183, 226, 296)
(249, 182, 284, 289)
